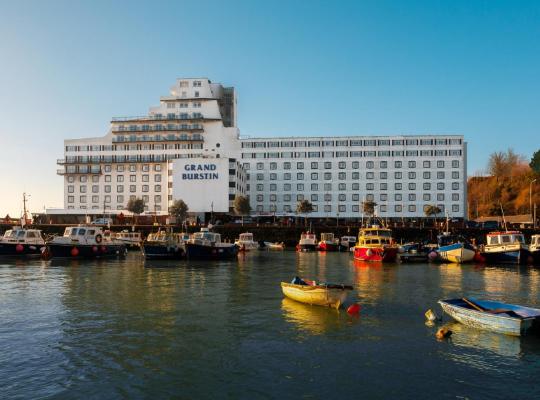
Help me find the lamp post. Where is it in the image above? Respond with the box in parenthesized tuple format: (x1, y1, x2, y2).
(531, 179, 537, 227)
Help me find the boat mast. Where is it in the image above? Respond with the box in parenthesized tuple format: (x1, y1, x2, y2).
(22, 192, 29, 227)
(500, 203, 508, 232)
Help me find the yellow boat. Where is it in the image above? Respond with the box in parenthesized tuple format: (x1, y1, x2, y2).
(281, 281, 353, 309)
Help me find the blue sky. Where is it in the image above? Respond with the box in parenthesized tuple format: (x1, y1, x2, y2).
(1, 0, 539, 216)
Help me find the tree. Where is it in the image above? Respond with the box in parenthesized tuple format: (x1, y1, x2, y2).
(362, 200, 377, 217)
(296, 199, 314, 227)
(126, 198, 145, 224)
(233, 195, 251, 226)
(424, 204, 442, 226)
(169, 199, 189, 228)
(530, 149, 540, 176)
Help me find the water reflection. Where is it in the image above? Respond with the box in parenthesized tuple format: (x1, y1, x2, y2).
(281, 297, 347, 335)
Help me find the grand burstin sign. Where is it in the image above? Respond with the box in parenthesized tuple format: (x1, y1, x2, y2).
(181, 164, 219, 180)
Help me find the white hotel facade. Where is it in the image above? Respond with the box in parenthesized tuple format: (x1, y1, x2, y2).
(56, 78, 467, 220)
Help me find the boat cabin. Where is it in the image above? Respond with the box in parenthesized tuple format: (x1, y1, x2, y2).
(486, 231, 525, 246)
(438, 234, 467, 247)
(115, 231, 142, 242)
(320, 233, 335, 242)
(357, 227, 393, 246)
(1, 228, 44, 244)
(191, 229, 222, 244)
(238, 233, 254, 242)
(300, 233, 316, 241)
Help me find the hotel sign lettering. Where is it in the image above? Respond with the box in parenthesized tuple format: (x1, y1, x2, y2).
(182, 164, 219, 180)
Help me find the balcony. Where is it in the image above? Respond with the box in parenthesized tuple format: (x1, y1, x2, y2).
(111, 114, 219, 123)
(112, 125, 204, 133)
(112, 134, 204, 143)
(56, 165, 102, 175)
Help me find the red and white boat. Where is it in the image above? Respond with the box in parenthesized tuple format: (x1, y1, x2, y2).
(318, 233, 339, 252)
(353, 225, 398, 262)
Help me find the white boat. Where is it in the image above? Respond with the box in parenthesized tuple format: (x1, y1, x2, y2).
(480, 231, 532, 265)
(185, 228, 239, 260)
(297, 232, 317, 252)
(340, 236, 357, 251)
(234, 232, 259, 251)
(0, 227, 45, 256)
(529, 234, 540, 265)
(113, 230, 142, 249)
(265, 241, 285, 250)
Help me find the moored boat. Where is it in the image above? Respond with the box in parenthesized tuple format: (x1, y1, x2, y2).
(0, 227, 45, 257)
(318, 232, 339, 252)
(340, 235, 357, 252)
(480, 231, 532, 265)
(265, 241, 285, 250)
(353, 225, 398, 262)
(438, 297, 540, 336)
(434, 233, 476, 263)
(398, 242, 430, 263)
(142, 229, 186, 260)
(234, 232, 259, 251)
(43, 225, 127, 259)
(297, 232, 317, 252)
(529, 234, 540, 265)
(113, 230, 143, 250)
(281, 277, 353, 309)
(184, 228, 238, 260)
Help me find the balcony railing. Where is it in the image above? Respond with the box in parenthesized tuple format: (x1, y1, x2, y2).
(112, 134, 203, 143)
(111, 114, 218, 122)
(56, 166, 102, 175)
(57, 154, 188, 165)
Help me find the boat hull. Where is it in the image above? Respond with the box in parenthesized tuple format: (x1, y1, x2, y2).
(353, 246, 398, 262)
(142, 243, 185, 260)
(437, 243, 475, 263)
(44, 243, 127, 259)
(0, 243, 44, 257)
(185, 243, 239, 260)
(439, 298, 540, 336)
(318, 241, 339, 252)
(281, 282, 350, 309)
(480, 248, 531, 265)
(297, 243, 317, 252)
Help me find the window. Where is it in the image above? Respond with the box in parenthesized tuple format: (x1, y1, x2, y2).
(352, 205, 359, 212)
(269, 162, 277, 170)
(311, 193, 318, 202)
(284, 183, 291, 191)
(366, 161, 374, 169)
(366, 172, 374, 179)
(297, 194, 304, 201)
(79, 176, 87, 183)
(256, 162, 264, 170)
(380, 172, 387, 180)
(257, 173, 264, 181)
(324, 193, 332, 201)
(423, 194, 431, 201)
(408, 161, 416, 168)
(270, 184, 277, 191)
(338, 172, 346, 180)
(104, 185, 111, 193)
(423, 161, 431, 168)
(324, 162, 332, 169)
(409, 193, 416, 201)
(408, 172, 416, 179)
(452, 182, 459, 190)
(311, 162, 318, 169)
(256, 195, 264, 202)
(352, 194, 360, 201)
(395, 161, 402, 168)
(142, 185, 149, 192)
(80, 195, 87, 203)
(117, 175, 124, 182)
(155, 175, 161, 182)
(338, 161, 346, 169)
(338, 194, 346, 201)
(117, 165, 124, 172)
(366, 183, 374, 190)
(380, 161, 387, 169)
(67, 196, 74, 203)
(452, 193, 459, 201)
(352, 161, 360, 169)
(437, 160, 445, 168)
(423, 172, 431, 179)
(408, 205, 416, 212)
(437, 183, 445, 190)
(452, 171, 459, 179)
(366, 194, 374, 201)
(155, 164, 162, 172)
(284, 173, 291, 180)
(142, 175, 149, 182)
(155, 185, 161, 192)
(324, 172, 332, 180)
(324, 205, 332, 212)
(452, 160, 460, 168)
(80, 186, 87, 193)
(270, 194, 277, 202)
(395, 172, 402, 179)
(68, 185, 74, 193)
(437, 171, 445, 179)
(92, 185, 99, 193)
(437, 193, 445, 201)
(380, 183, 387, 190)
(283, 194, 291, 202)
(409, 183, 416, 190)
(452, 204, 460, 212)
(311, 183, 318, 191)
(352, 183, 360, 190)
(311, 172, 318, 180)
(283, 162, 291, 170)
(352, 172, 360, 180)
(297, 183, 304, 191)
(297, 173, 304, 180)
(104, 165, 112, 173)
(297, 162, 304, 170)
(395, 183, 402, 190)
(380, 194, 388, 201)
(324, 183, 332, 191)
(256, 184, 264, 191)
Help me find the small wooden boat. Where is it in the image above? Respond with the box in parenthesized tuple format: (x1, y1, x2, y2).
(281, 278, 353, 309)
(438, 297, 540, 336)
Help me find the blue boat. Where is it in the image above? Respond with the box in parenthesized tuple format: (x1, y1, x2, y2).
(480, 231, 532, 265)
(435, 234, 476, 263)
(438, 298, 540, 336)
(184, 228, 239, 260)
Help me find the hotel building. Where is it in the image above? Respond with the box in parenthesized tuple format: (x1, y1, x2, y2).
(55, 78, 467, 220)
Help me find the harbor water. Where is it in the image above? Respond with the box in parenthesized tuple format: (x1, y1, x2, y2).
(2, 252, 540, 399)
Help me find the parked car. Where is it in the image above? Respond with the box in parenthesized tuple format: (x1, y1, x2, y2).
(91, 218, 113, 225)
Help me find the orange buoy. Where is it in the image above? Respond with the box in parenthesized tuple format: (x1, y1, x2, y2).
(71, 247, 79, 257)
(347, 303, 361, 315)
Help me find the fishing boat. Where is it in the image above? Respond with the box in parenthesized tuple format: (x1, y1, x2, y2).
(438, 297, 540, 336)
(297, 231, 317, 252)
(433, 233, 476, 263)
(340, 236, 357, 252)
(398, 242, 431, 263)
(234, 232, 259, 251)
(317, 232, 339, 252)
(113, 230, 143, 250)
(0, 227, 45, 256)
(281, 277, 353, 309)
(353, 225, 398, 262)
(43, 225, 127, 259)
(528, 234, 540, 265)
(480, 231, 532, 265)
(184, 228, 239, 260)
(142, 229, 186, 260)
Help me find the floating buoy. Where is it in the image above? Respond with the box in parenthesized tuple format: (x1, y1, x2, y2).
(428, 251, 438, 261)
(347, 303, 361, 315)
(92, 246, 98, 253)
(436, 327, 452, 340)
(366, 249, 373, 257)
(71, 247, 79, 257)
(15, 244, 24, 253)
(101, 245, 107, 252)
(425, 309, 440, 322)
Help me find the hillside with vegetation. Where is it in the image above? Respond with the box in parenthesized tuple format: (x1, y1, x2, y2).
(467, 149, 540, 218)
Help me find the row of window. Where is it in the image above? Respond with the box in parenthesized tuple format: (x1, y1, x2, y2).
(249, 181, 461, 193)
(255, 192, 459, 202)
(242, 150, 463, 159)
(114, 123, 204, 132)
(247, 160, 460, 170)
(255, 204, 461, 213)
(249, 171, 459, 181)
(166, 102, 202, 109)
(67, 195, 162, 204)
(68, 205, 161, 211)
(66, 143, 197, 152)
(68, 185, 163, 194)
(241, 138, 462, 148)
